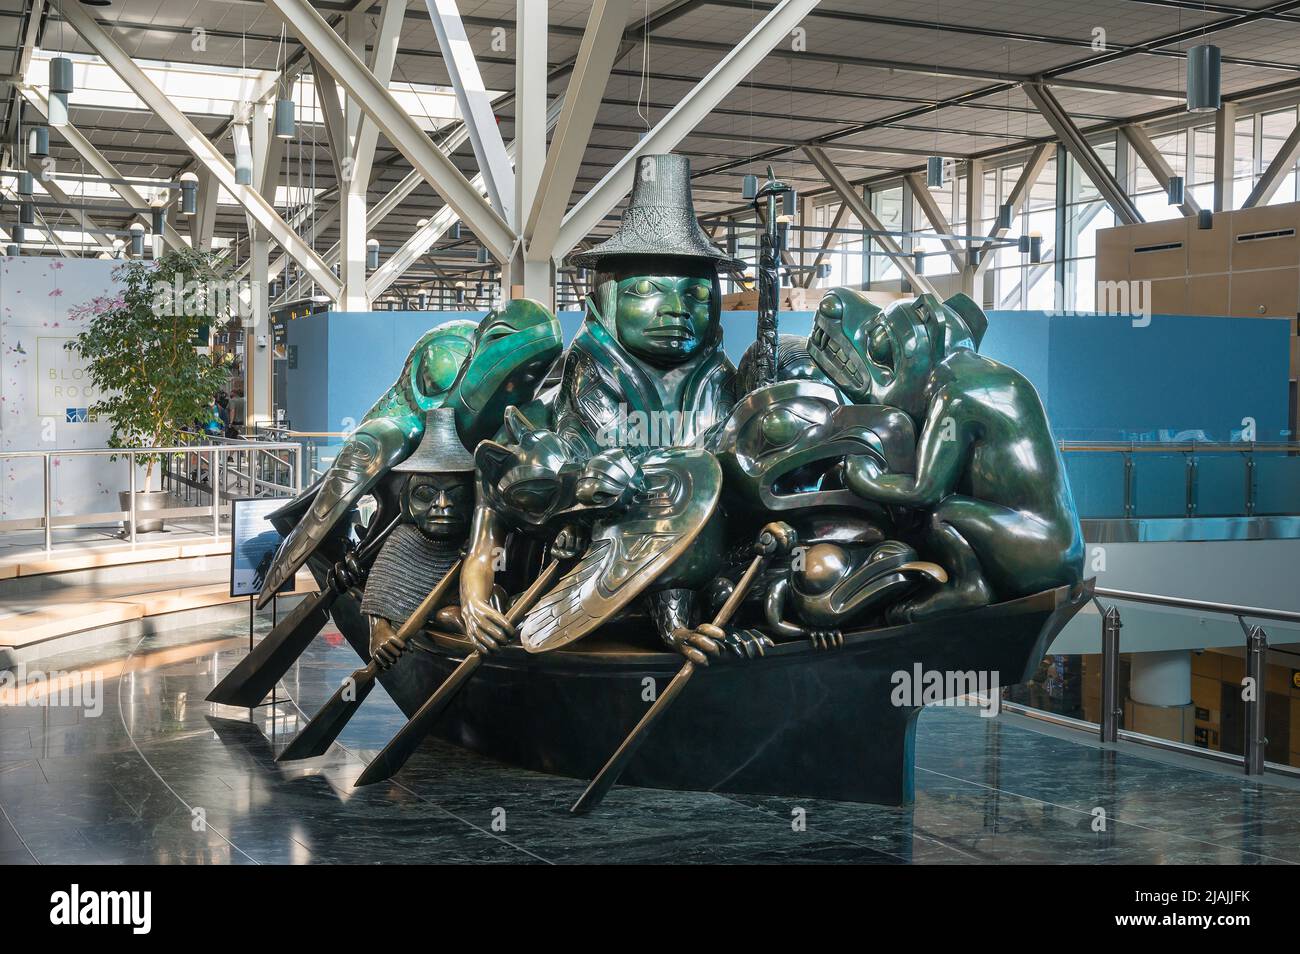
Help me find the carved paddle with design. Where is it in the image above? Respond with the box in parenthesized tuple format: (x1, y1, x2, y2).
(570, 525, 788, 815)
(207, 515, 400, 708)
(276, 561, 463, 762)
(353, 558, 564, 787)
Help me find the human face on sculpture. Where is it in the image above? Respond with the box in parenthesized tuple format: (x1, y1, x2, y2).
(605, 257, 719, 366)
(402, 473, 473, 541)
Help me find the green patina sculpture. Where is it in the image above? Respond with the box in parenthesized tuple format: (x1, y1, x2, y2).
(361, 408, 476, 668)
(809, 287, 1085, 620)
(257, 301, 562, 606)
(460, 154, 763, 664)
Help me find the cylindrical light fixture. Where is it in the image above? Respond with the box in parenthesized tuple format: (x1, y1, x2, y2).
(926, 156, 946, 189)
(274, 97, 296, 139)
(1187, 44, 1222, 113)
(28, 125, 49, 158)
(456, 288, 466, 304)
(17, 172, 34, 196)
(781, 189, 798, 219)
(232, 123, 253, 186)
(50, 56, 74, 95)
(449, 221, 461, 240)
(5, 244, 17, 257)
(366, 238, 380, 269)
(1017, 234, 1031, 254)
(151, 204, 166, 234)
(997, 203, 1014, 231)
(1198, 209, 1214, 230)
(19, 202, 34, 226)
(12, 226, 25, 244)
(417, 292, 428, 309)
(476, 247, 488, 264)
(742, 174, 758, 199)
(1167, 175, 1185, 206)
(129, 222, 145, 257)
(179, 172, 198, 215)
(47, 92, 69, 128)
(913, 251, 924, 273)
(1028, 233, 1043, 264)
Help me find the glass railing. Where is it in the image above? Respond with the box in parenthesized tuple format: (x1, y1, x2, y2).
(1059, 441, 1300, 521)
(1004, 588, 1300, 775)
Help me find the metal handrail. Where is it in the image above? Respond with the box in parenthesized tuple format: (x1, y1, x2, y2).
(1060, 585, 1298, 778)
(1061, 441, 1299, 453)
(0, 440, 302, 551)
(1094, 587, 1300, 624)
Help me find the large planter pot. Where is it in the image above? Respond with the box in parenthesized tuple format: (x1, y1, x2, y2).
(119, 489, 171, 534)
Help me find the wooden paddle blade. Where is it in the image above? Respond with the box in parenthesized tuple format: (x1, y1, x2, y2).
(571, 659, 697, 815)
(277, 662, 380, 761)
(206, 589, 338, 707)
(354, 652, 483, 786)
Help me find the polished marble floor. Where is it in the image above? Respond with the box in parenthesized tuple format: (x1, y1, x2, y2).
(2, 617, 1298, 865)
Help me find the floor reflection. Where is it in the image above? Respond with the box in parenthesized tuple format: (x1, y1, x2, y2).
(2, 620, 1299, 865)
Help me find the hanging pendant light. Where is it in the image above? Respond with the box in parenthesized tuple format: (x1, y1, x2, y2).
(1186, 44, 1222, 113)
(366, 238, 380, 270)
(1167, 175, 1186, 206)
(151, 203, 166, 235)
(13, 226, 25, 244)
(1198, 209, 1214, 230)
(274, 97, 296, 140)
(179, 172, 198, 215)
(997, 203, 1014, 231)
(49, 56, 74, 95)
(17, 172, 33, 197)
(47, 92, 69, 128)
(1028, 233, 1043, 264)
(28, 126, 49, 158)
(449, 222, 461, 240)
(926, 156, 946, 189)
(476, 247, 489, 265)
(5, 244, 17, 257)
(232, 123, 253, 186)
(129, 222, 145, 257)
(47, 55, 74, 128)
(19, 202, 34, 226)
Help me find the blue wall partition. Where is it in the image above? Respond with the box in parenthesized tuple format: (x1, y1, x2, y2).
(284, 309, 1292, 519)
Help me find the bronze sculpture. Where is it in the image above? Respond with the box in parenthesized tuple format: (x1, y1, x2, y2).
(237, 154, 1091, 810)
(361, 408, 476, 668)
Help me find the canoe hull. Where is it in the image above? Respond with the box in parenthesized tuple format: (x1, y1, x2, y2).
(322, 570, 1091, 806)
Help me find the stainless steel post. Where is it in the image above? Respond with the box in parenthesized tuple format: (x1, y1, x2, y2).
(211, 448, 220, 539)
(43, 453, 52, 552)
(128, 452, 137, 544)
(1244, 622, 1268, 775)
(1100, 604, 1122, 743)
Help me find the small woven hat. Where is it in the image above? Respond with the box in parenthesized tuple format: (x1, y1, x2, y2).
(567, 154, 745, 274)
(393, 407, 475, 474)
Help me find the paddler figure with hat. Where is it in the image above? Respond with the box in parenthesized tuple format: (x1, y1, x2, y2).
(362, 407, 497, 668)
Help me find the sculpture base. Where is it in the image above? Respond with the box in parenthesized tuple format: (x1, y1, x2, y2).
(323, 573, 1090, 806)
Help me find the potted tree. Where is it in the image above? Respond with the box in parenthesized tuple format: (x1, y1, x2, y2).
(68, 247, 233, 534)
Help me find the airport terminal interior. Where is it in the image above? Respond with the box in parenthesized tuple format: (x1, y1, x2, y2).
(0, 0, 1298, 872)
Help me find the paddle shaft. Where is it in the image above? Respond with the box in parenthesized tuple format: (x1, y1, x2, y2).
(277, 561, 462, 761)
(570, 550, 768, 815)
(354, 558, 563, 786)
(207, 515, 399, 707)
